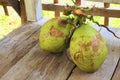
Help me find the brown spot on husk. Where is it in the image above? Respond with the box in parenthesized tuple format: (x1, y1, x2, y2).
(79, 36, 89, 51)
(90, 58, 94, 69)
(91, 62, 94, 67)
(82, 43, 91, 51)
(42, 33, 50, 42)
(91, 33, 102, 54)
(74, 51, 84, 61)
(58, 19, 68, 27)
(44, 32, 50, 38)
(96, 33, 102, 41)
(80, 33, 102, 55)
(50, 26, 65, 37)
(81, 41, 93, 51)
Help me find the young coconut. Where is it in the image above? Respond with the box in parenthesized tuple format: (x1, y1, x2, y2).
(39, 17, 73, 53)
(70, 24, 108, 72)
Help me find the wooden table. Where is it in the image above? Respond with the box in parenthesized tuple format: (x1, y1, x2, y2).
(0, 18, 120, 80)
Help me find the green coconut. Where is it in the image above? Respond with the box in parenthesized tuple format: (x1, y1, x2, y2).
(70, 24, 108, 72)
(39, 17, 73, 53)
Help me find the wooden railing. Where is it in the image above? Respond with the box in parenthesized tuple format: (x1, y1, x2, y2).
(0, 0, 120, 26)
(89, 0, 120, 26)
(42, 3, 120, 18)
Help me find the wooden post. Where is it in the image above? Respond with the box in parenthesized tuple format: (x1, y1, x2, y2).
(75, 0, 81, 5)
(7, 0, 21, 15)
(24, 0, 42, 21)
(54, 0, 60, 17)
(3, 5, 9, 16)
(104, 3, 110, 26)
(20, 0, 27, 23)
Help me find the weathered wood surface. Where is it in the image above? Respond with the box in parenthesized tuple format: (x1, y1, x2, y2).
(0, 44, 75, 80)
(0, 18, 48, 78)
(112, 59, 120, 80)
(0, 18, 75, 80)
(0, 18, 120, 80)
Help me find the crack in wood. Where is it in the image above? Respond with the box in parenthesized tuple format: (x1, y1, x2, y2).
(66, 65, 76, 80)
(111, 58, 120, 80)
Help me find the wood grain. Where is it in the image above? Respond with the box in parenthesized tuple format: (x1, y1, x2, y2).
(68, 27, 120, 80)
(0, 18, 120, 80)
(0, 43, 75, 80)
(0, 18, 75, 80)
(0, 19, 48, 78)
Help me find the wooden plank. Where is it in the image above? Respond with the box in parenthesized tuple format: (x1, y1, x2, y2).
(42, 3, 120, 18)
(0, 18, 48, 78)
(54, 0, 60, 17)
(90, 7, 120, 18)
(87, 0, 120, 4)
(0, 1, 10, 6)
(42, 3, 65, 12)
(0, 43, 75, 79)
(112, 59, 120, 80)
(68, 27, 120, 80)
(24, 0, 42, 21)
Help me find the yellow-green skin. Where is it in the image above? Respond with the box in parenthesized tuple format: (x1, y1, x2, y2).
(39, 17, 73, 53)
(70, 24, 108, 72)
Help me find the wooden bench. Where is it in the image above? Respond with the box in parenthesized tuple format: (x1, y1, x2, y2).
(0, 0, 120, 80)
(0, 18, 120, 80)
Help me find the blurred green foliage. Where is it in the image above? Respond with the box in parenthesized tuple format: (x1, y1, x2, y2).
(0, 6, 21, 39)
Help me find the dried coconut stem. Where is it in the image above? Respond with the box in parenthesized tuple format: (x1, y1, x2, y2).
(66, 2, 120, 39)
(89, 16, 120, 39)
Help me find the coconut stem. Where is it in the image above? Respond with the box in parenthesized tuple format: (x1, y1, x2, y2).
(89, 16, 120, 39)
(65, 2, 120, 39)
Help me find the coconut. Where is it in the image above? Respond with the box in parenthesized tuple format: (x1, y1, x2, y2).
(39, 17, 73, 53)
(70, 24, 108, 72)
